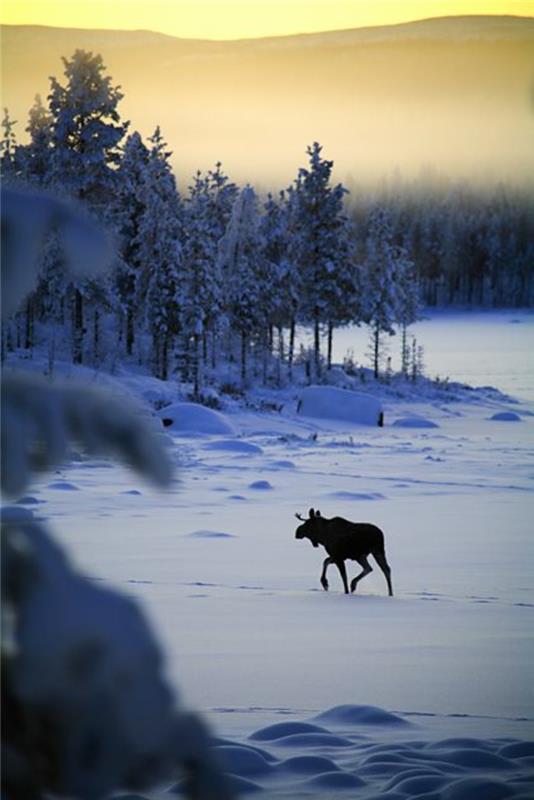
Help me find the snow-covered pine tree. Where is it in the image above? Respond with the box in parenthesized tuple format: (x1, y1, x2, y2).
(0, 108, 20, 181)
(18, 95, 53, 187)
(289, 142, 350, 381)
(141, 127, 182, 380)
(47, 50, 128, 364)
(114, 131, 151, 357)
(394, 241, 421, 377)
(218, 185, 268, 384)
(361, 207, 401, 379)
(180, 172, 224, 395)
(260, 191, 296, 385)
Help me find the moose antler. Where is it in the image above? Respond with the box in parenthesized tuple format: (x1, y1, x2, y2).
(295, 512, 305, 521)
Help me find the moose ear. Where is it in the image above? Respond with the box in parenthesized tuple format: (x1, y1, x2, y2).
(316, 509, 321, 517)
(309, 508, 315, 518)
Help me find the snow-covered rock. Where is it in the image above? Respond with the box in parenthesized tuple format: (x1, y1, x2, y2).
(297, 386, 382, 426)
(392, 416, 439, 429)
(489, 411, 521, 422)
(156, 402, 236, 435)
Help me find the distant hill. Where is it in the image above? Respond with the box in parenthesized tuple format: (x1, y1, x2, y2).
(2, 16, 534, 188)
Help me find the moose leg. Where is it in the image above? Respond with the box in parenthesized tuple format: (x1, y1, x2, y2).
(335, 560, 349, 595)
(373, 550, 393, 596)
(350, 556, 373, 593)
(320, 557, 333, 591)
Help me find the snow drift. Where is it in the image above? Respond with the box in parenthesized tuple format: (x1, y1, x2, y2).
(156, 402, 236, 435)
(297, 386, 383, 426)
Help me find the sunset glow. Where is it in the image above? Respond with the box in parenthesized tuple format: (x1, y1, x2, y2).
(3, 0, 534, 40)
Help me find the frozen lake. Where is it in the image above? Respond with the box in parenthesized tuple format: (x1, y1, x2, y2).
(312, 309, 534, 402)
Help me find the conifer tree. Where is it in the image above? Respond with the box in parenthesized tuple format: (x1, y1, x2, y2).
(0, 108, 20, 180)
(47, 50, 128, 363)
(361, 207, 400, 379)
(218, 186, 267, 384)
(19, 95, 53, 186)
(141, 128, 182, 380)
(114, 131, 151, 356)
(289, 142, 350, 381)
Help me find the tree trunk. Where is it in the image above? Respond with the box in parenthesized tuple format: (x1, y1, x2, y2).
(25, 296, 34, 351)
(288, 318, 295, 382)
(161, 333, 169, 381)
(373, 321, 380, 379)
(327, 321, 333, 370)
(193, 332, 201, 399)
(72, 288, 84, 365)
(314, 306, 321, 382)
(268, 324, 274, 353)
(277, 325, 284, 387)
(401, 323, 408, 376)
(93, 308, 100, 365)
(126, 305, 134, 356)
(241, 330, 247, 385)
(210, 328, 217, 370)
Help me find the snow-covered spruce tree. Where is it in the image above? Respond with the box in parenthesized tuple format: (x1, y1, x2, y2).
(260, 190, 297, 385)
(394, 241, 421, 377)
(361, 207, 401, 380)
(203, 163, 239, 368)
(289, 142, 350, 381)
(180, 172, 224, 396)
(218, 185, 269, 384)
(114, 130, 151, 357)
(47, 49, 128, 364)
(142, 127, 182, 381)
(0, 108, 20, 180)
(18, 95, 53, 187)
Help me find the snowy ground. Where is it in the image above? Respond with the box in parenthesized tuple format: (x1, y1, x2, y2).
(9, 310, 534, 799)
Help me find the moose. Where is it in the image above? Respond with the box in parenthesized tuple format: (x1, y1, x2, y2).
(295, 508, 393, 596)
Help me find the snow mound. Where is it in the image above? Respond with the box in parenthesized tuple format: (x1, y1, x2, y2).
(392, 417, 439, 429)
(15, 496, 46, 505)
(314, 704, 410, 727)
(489, 411, 522, 422)
(327, 490, 385, 501)
(250, 721, 327, 741)
(47, 481, 80, 490)
(499, 741, 534, 758)
(156, 402, 236, 435)
(272, 733, 353, 748)
(297, 386, 382, 426)
(204, 439, 263, 454)
(440, 777, 513, 800)
(394, 774, 447, 794)
(188, 529, 236, 539)
(248, 480, 273, 490)
(306, 772, 366, 790)
(438, 749, 514, 770)
(215, 745, 273, 776)
(278, 755, 340, 774)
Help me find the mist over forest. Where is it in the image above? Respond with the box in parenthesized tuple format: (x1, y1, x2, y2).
(2, 14, 534, 188)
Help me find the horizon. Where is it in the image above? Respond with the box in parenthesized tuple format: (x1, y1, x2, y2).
(2, 12, 534, 43)
(3, 0, 534, 41)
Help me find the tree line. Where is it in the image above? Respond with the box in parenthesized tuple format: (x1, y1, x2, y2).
(1, 50, 532, 395)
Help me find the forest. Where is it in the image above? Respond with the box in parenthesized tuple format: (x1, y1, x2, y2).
(2, 49, 533, 394)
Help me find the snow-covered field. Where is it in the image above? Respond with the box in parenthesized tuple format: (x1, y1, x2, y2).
(12, 311, 534, 799)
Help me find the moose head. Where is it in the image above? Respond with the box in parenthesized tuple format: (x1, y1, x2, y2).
(295, 508, 324, 548)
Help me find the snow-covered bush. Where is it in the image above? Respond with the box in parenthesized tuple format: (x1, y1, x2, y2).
(1, 187, 232, 800)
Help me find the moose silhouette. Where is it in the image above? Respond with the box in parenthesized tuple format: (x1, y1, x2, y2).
(295, 508, 393, 596)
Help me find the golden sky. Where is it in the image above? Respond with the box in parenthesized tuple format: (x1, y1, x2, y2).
(2, 0, 534, 39)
